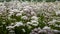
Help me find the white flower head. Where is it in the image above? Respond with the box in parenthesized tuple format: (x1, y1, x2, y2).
(23, 8, 30, 13)
(6, 26, 15, 29)
(27, 22, 31, 25)
(31, 11, 36, 16)
(14, 22, 23, 27)
(21, 2, 29, 7)
(31, 16, 38, 21)
(31, 20, 39, 26)
(53, 30, 60, 33)
(55, 10, 60, 15)
(21, 16, 28, 20)
(9, 11, 14, 14)
(20, 10, 24, 14)
(43, 26, 50, 30)
(8, 12, 14, 16)
(16, 13, 22, 16)
(0, 3, 4, 6)
(11, 9, 20, 12)
(0, 6, 6, 12)
(48, 19, 57, 25)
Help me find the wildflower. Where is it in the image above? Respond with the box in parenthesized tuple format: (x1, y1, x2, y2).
(21, 16, 28, 20)
(8, 12, 14, 16)
(20, 10, 24, 14)
(23, 8, 30, 13)
(10, 9, 20, 12)
(31, 20, 39, 26)
(16, 13, 22, 16)
(21, 2, 29, 7)
(27, 22, 31, 25)
(31, 16, 38, 21)
(53, 30, 60, 33)
(43, 26, 51, 30)
(9, 11, 14, 14)
(31, 11, 36, 16)
(14, 22, 23, 27)
(6, 26, 15, 29)
(48, 19, 57, 25)
(55, 10, 60, 15)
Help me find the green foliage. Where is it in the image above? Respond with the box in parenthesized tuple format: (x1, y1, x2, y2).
(38, 14, 46, 29)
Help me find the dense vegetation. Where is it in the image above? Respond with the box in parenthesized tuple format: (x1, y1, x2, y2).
(0, 0, 60, 34)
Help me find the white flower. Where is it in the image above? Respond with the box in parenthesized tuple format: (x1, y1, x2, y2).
(8, 12, 14, 16)
(52, 19, 57, 22)
(31, 11, 36, 16)
(0, 3, 4, 6)
(20, 10, 24, 14)
(23, 8, 30, 13)
(14, 22, 23, 27)
(6, 26, 15, 29)
(43, 26, 50, 30)
(31, 16, 38, 21)
(0, 6, 6, 12)
(27, 22, 31, 25)
(9, 11, 14, 14)
(55, 24, 60, 27)
(24, 6, 32, 10)
(31, 20, 39, 26)
(26, 22, 32, 29)
(22, 29, 26, 32)
(11, 9, 20, 12)
(32, 28, 38, 31)
(48, 19, 57, 25)
(53, 30, 60, 33)
(21, 2, 29, 7)
(27, 20, 39, 26)
(55, 10, 60, 15)
(21, 16, 28, 20)
(16, 13, 22, 16)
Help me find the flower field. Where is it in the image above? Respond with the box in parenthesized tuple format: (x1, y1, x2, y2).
(0, 0, 60, 34)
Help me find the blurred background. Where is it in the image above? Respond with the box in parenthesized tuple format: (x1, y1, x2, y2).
(0, 0, 60, 2)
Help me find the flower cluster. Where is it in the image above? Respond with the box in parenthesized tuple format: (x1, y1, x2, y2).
(30, 26, 60, 34)
(0, 0, 60, 34)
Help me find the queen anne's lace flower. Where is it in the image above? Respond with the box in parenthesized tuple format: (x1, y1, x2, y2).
(21, 16, 28, 20)
(48, 19, 57, 25)
(14, 22, 23, 27)
(16, 13, 22, 16)
(43, 26, 51, 30)
(31, 20, 39, 26)
(6, 26, 15, 30)
(55, 10, 60, 15)
(31, 16, 38, 21)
